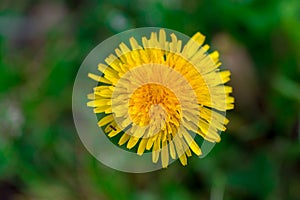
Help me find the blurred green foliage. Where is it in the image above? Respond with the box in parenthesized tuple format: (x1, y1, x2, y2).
(0, 0, 300, 199)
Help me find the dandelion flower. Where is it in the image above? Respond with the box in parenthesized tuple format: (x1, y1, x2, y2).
(87, 29, 234, 168)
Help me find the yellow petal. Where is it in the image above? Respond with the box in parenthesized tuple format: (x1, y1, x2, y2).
(173, 136, 184, 157)
(105, 54, 122, 72)
(169, 139, 176, 159)
(107, 129, 122, 137)
(191, 32, 205, 46)
(87, 93, 97, 100)
(127, 136, 139, 149)
(118, 133, 130, 146)
(137, 138, 148, 155)
(179, 154, 187, 166)
(87, 99, 111, 107)
(152, 135, 161, 163)
(88, 73, 111, 84)
(130, 37, 142, 50)
(161, 140, 169, 168)
(181, 128, 202, 156)
(146, 137, 154, 150)
(97, 114, 114, 127)
(159, 29, 166, 49)
(220, 70, 231, 84)
(182, 32, 204, 58)
(210, 51, 219, 63)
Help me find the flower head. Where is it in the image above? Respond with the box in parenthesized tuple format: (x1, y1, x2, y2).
(87, 29, 234, 168)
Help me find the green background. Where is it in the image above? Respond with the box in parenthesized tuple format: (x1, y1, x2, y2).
(0, 0, 299, 199)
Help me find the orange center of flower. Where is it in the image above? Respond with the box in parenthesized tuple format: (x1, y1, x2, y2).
(128, 83, 182, 136)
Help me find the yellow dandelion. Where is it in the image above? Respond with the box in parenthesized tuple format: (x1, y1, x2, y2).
(87, 29, 234, 168)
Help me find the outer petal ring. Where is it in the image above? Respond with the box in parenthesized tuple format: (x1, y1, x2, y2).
(72, 27, 231, 172)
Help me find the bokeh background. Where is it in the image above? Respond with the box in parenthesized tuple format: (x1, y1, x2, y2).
(1, 0, 300, 199)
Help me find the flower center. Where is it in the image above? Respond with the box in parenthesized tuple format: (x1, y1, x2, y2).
(128, 83, 181, 136)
